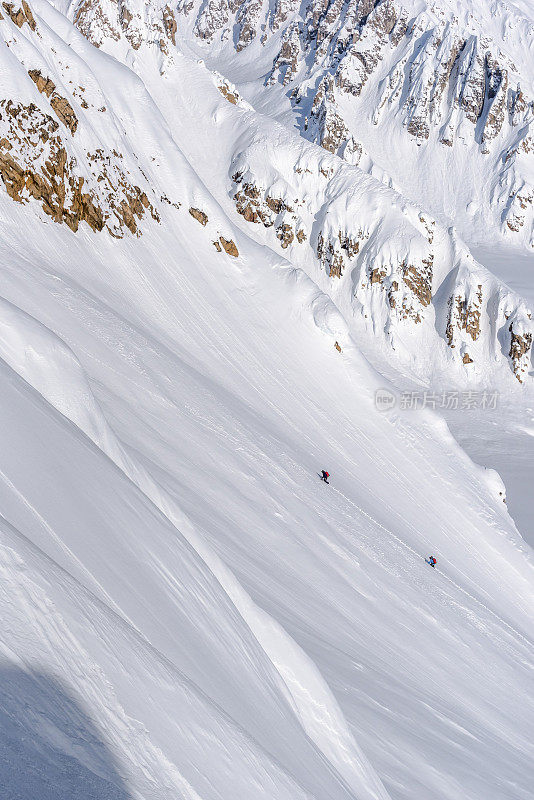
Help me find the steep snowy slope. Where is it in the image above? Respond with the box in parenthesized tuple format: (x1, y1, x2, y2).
(9, 0, 532, 386)
(2, 151, 534, 799)
(167, 0, 534, 251)
(0, 2, 533, 800)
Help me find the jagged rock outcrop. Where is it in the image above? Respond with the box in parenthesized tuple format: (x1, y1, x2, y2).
(232, 170, 307, 248)
(50, 94, 79, 135)
(304, 77, 349, 155)
(316, 230, 361, 277)
(189, 206, 208, 225)
(508, 318, 533, 383)
(438, 264, 533, 380)
(207, 233, 239, 255)
(231, 148, 437, 330)
(219, 235, 239, 256)
(446, 284, 483, 348)
(188, 208, 239, 256)
(71, 0, 175, 51)
(0, 102, 104, 232)
(210, 71, 253, 110)
(27, 70, 56, 98)
(73, 0, 122, 47)
(174, 0, 534, 246)
(162, 4, 177, 45)
(266, 22, 303, 86)
(2, 0, 36, 30)
(229, 139, 532, 383)
(505, 183, 534, 233)
(27, 69, 79, 134)
(6, 0, 532, 386)
(0, 41, 158, 238)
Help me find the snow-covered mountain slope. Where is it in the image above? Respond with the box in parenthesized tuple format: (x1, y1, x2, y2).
(169, 0, 534, 251)
(4, 0, 532, 385)
(2, 139, 534, 799)
(0, 2, 533, 800)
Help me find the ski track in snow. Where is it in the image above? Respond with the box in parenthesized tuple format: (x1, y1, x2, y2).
(329, 482, 532, 648)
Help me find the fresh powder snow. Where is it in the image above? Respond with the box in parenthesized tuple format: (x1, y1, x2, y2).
(0, 1, 533, 799)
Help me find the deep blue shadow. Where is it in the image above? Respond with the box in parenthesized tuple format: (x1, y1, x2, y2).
(0, 666, 132, 800)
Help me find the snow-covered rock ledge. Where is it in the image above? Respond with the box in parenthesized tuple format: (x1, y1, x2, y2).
(229, 138, 533, 385)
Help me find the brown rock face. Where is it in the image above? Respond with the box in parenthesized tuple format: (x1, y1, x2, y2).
(462, 352, 473, 364)
(406, 116, 430, 141)
(66, 177, 105, 232)
(446, 285, 483, 347)
(370, 266, 387, 284)
(189, 206, 208, 226)
(27, 70, 78, 134)
(232, 174, 304, 238)
(21, 0, 34, 26)
(276, 222, 294, 248)
(236, 19, 257, 52)
(73, 0, 122, 48)
(2, 0, 36, 30)
(163, 5, 177, 45)
(218, 84, 238, 105)
(402, 257, 433, 307)
(366, 257, 431, 324)
(317, 230, 362, 278)
(232, 173, 313, 254)
(219, 236, 239, 257)
(240, 203, 258, 222)
(0, 142, 104, 232)
(0, 99, 157, 236)
(28, 69, 56, 98)
(320, 110, 349, 153)
(50, 94, 78, 135)
(269, 28, 302, 86)
(0, 150, 26, 201)
(307, 77, 349, 154)
(509, 324, 532, 383)
(265, 195, 292, 214)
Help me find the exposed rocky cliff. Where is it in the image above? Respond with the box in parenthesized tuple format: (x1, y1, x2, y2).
(1, 0, 531, 385)
(175, 0, 534, 249)
(229, 137, 532, 383)
(0, 1, 159, 235)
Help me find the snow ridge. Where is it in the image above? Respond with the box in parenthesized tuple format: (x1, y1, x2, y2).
(2, 0, 533, 384)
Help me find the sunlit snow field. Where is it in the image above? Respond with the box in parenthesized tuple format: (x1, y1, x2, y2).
(0, 1, 533, 799)
(1, 180, 533, 800)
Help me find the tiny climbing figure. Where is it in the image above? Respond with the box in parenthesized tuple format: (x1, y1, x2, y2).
(321, 470, 330, 484)
(426, 555, 437, 568)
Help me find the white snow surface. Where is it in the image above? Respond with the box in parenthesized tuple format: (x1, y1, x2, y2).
(170, 0, 534, 250)
(0, 2, 533, 800)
